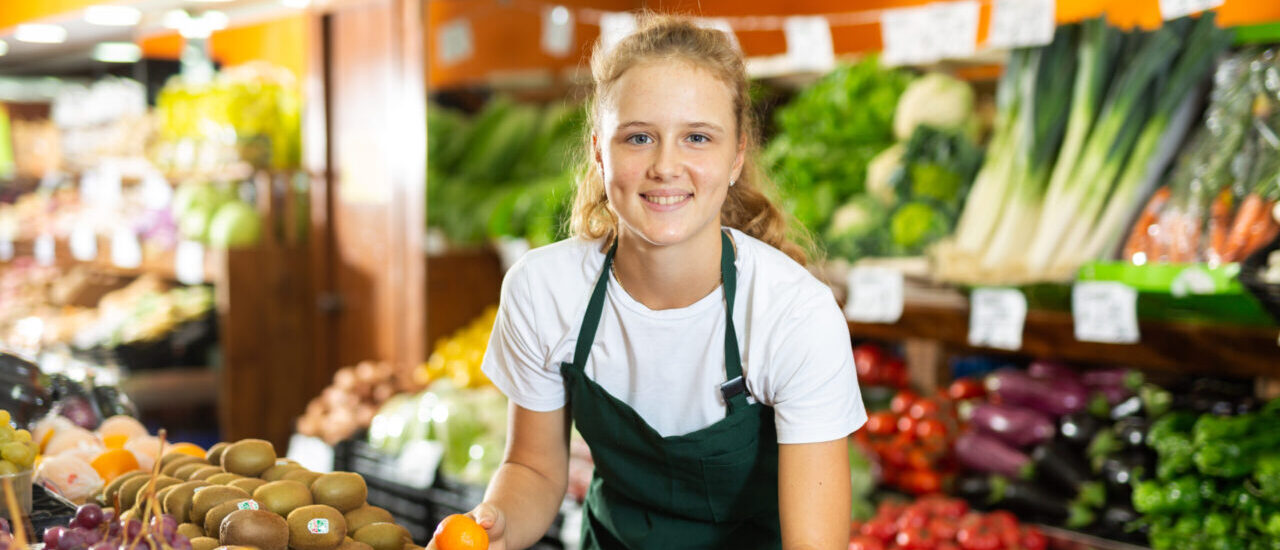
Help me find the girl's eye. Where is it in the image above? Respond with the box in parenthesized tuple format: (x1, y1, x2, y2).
(626, 134, 652, 145)
(688, 134, 710, 144)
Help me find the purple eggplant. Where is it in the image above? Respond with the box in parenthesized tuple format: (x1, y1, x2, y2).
(986, 368, 1089, 416)
(956, 431, 1033, 479)
(971, 403, 1056, 448)
(1027, 361, 1080, 383)
(1082, 368, 1144, 390)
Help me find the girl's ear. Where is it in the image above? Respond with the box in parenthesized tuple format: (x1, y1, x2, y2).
(731, 133, 747, 182)
(593, 133, 604, 171)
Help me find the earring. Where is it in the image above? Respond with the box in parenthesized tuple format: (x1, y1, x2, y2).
(729, 178, 736, 187)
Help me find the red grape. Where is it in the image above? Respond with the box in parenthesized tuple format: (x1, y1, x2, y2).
(0, 517, 9, 534)
(171, 536, 193, 550)
(74, 504, 105, 530)
(150, 515, 177, 541)
(44, 526, 67, 548)
(123, 520, 142, 540)
(89, 543, 114, 550)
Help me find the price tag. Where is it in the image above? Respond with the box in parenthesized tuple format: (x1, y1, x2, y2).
(34, 234, 56, 266)
(697, 17, 739, 51)
(175, 241, 206, 285)
(70, 224, 97, 261)
(394, 440, 444, 489)
(0, 239, 12, 262)
(437, 18, 474, 66)
(784, 16, 835, 72)
(1072, 281, 1140, 344)
(110, 228, 142, 269)
(844, 266, 905, 324)
(286, 433, 335, 473)
(968, 287, 1027, 351)
(987, 0, 1056, 49)
(541, 5, 574, 57)
(599, 12, 638, 54)
(1158, 0, 1223, 20)
(881, 1, 980, 66)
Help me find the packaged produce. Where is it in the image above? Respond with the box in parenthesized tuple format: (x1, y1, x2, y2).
(296, 361, 420, 446)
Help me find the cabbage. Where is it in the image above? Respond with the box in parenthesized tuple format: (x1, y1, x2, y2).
(893, 72, 977, 141)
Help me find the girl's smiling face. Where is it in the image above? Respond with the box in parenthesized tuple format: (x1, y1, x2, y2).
(595, 60, 745, 248)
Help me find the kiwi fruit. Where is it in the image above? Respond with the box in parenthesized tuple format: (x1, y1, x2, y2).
(342, 506, 392, 534)
(206, 442, 231, 465)
(164, 481, 211, 522)
(191, 537, 220, 550)
(162, 455, 204, 477)
(351, 523, 409, 550)
(178, 523, 206, 539)
(161, 452, 202, 469)
(221, 439, 276, 477)
(309, 473, 367, 514)
(131, 476, 184, 511)
(286, 505, 347, 550)
(118, 509, 137, 523)
(190, 485, 252, 525)
(190, 466, 226, 481)
(281, 470, 322, 487)
(120, 475, 180, 511)
(205, 499, 262, 535)
(220, 509, 289, 550)
(253, 480, 313, 518)
(102, 471, 147, 507)
(260, 463, 304, 482)
(336, 539, 374, 550)
(174, 463, 209, 481)
(212, 546, 258, 550)
(208, 473, 246, 485)
(230, 478, 269, 494)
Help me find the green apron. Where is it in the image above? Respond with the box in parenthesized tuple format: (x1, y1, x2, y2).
(561, 231, 782, 550)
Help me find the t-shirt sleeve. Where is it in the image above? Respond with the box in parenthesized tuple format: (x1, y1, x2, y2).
(480, 262, 567, 412)
(767, 290, 867, 445)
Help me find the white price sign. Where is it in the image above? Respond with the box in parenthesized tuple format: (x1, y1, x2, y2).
(968, 288, 1027, 351)
(0, 239, 12, 262)
(1072, 281, 1140, 344)
(175, 240, 206, 285)
(844, 266, 905, 324)
(437, 18, 474, 66)
(394, 440, 444, 490)
(111, 228, 143, 269)
(34, 234, 56, 266)
(599, 12, 638, 54)
(881, 1, 980, 66)
(784, 16, 836, 72)
(987, 0, 1056, 49)
(70, 224, 98, 262)
(1158, 0, 1223, 20)
(541, 5, 574, 57)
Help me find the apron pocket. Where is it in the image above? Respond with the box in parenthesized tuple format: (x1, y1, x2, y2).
(699, 445, 778, 524)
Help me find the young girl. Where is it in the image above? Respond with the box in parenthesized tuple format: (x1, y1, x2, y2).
(430, 15, 865, 550)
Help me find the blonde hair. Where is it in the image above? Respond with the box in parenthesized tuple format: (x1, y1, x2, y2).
(569, 13, 809, 265)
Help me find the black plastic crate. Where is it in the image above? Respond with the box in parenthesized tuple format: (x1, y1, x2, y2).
(1240, 234, 1280, 323)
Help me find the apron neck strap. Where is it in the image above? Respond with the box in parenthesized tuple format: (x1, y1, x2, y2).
(572, 231, 746, 409)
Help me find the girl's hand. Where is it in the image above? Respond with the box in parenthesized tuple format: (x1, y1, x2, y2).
(426, 502, 506, 550)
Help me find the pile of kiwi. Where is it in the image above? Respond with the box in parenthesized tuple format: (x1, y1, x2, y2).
(94, 439, 423, 550)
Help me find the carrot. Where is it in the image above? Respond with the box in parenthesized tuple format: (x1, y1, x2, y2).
(1123, 187, 1171, 262)
(1239, 205, 1279, 260)
(1168, 210, 1200, 263)
(1207, 190, 1234, 264)
(1223, 194, 1268, 261)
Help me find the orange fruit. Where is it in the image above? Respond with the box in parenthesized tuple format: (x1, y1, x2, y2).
(90, 448, 142, 484)
(166, 443, 206, 458)
(102, 434, 129, 450)
(434, 514, 488, 550)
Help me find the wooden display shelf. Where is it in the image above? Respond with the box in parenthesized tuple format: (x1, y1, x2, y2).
(848, 287, 1280, 381)
(5, 236, 221, 284)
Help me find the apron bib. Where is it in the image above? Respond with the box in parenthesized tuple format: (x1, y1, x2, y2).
(561, 231, 782, 550)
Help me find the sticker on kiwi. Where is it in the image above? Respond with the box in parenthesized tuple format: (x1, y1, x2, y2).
(237, 501, 260, 510)
(307, 519, 330, 534)
(193, 487, 209, 493)
(276, 460, 290, 465)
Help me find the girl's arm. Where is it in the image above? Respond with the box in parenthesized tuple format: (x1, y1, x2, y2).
(429, 404, 570, 550)
(779, 438, 852, 550)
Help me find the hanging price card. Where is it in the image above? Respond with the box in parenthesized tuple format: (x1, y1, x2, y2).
(844, 266, 905, 324)
(783, 16, 835, 72)
(70, 224, 97, 262)
(395, 440, 445, 490)
(438, 18, 474, 66)
(0, 239, 12, 262)
(599, 12, 638, 54)
(34, 234, 56, 266)
(881, 1, 980, 66)
(987, 0, 1056, 49)
(175, 240, 206, 285)
(541, 5, 574, 57)
(1158, 0, 1223, 20)
(968, 287, 1027, 351)
(1072, 281, 1140, 344)
(111, 228, 142, 269)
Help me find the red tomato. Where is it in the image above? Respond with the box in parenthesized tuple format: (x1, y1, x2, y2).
(867, 412, 898, 436)
(899, 469, 943, 495)
(896, 508, 931, 531)
(850, 535, 887, 550)
(908, 399, 941, 419)
(906, 449, 933, 471)
(882, 358, 908, 388)
(955, 522, 1000, 550)
(860, 518, 898, 542)
(853, 344, 887, 384)
(1021, 527, 1048, 550)
(986, 511, 1019, 533)
(890, 391, 919, 415)
(897, 415, 919, 435)
(935, 543, 960, 550)
(895, 528, 937, 550)
(947, 378, 986, 400)
(933, 499, 969, 519)
(926, 518, 958, 542)
(915, 419, 948, 442)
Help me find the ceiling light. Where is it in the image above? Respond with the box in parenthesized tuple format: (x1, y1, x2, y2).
(0, 40, 7, 57)
(202, 11, 229, 30)
(85, 5, 142, 26)
(15, 24, 68, 44)
(93, 42, 142, 63)
(281, 0, 311, 7)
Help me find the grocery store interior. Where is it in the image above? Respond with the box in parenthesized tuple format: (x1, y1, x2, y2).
(2, 0, 1280, 549)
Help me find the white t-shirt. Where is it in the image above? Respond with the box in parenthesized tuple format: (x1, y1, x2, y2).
(480, 228, 866, 444)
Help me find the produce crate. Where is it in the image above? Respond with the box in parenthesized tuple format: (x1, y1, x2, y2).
(334, 437, 563, 549)
(70, 310, 220, 371)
